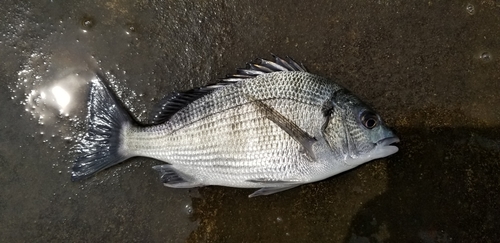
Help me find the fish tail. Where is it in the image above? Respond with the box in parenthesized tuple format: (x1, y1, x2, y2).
(71, 75, 135, 181)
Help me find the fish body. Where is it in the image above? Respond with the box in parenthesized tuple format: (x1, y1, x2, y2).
(72, 56, 399, 197)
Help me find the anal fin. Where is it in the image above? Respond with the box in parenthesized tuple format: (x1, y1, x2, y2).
(152, 165, 201, 188)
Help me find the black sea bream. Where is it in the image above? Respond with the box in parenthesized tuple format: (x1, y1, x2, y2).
(71, 56, 399, 197)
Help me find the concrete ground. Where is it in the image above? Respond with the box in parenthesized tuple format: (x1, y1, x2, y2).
(1, 0, 499, 242)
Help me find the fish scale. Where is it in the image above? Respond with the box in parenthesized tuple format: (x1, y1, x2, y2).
(122, 79, 330, 186)
(165, 72, 335, 131)
(71, 56, 399, 197)
(126, 100, 314, 165)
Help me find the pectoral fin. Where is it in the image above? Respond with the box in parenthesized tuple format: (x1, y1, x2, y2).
(249, 185, 301, 197)
(249, 97, 317, 161)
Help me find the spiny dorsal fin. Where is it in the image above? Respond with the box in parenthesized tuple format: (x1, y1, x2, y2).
(150, 80, 242, 124)
(150, 55, 308, 124)
(222, 55, 307, 82)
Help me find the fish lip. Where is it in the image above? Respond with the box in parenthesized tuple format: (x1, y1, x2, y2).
(377, 136, 400, 146)
(344, 136, 400, 166)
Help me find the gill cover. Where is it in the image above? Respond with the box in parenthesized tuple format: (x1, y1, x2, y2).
(320, 89, 399, 166)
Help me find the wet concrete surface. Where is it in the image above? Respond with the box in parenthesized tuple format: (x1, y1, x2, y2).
(1, 0, 499, 242)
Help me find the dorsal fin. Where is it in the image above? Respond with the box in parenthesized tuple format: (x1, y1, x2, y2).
(222, 55, 308, 82)
(150, 55, 308, 124)
(150, 86, 224, 124)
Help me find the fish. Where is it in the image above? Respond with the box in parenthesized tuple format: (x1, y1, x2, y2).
(71, 55, 399, 197)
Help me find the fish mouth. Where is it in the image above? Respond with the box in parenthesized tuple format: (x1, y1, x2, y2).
(373, 136, 400, 157)
(377, 136, 400, 147)
(344, 136, 400, 166)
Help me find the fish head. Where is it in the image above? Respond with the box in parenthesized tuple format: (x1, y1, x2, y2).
(321, 89, 399, 166)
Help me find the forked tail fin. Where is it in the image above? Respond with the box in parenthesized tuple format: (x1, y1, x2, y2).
(71, 75, 135, 181)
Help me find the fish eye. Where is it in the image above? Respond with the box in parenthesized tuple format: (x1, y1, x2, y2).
(360, 110, 378, 129)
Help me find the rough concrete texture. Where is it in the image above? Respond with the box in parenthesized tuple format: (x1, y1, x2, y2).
(1, 0, 499, 242)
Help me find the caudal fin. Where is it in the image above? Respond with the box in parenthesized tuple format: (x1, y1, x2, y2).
(71, 75, 135, 181)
